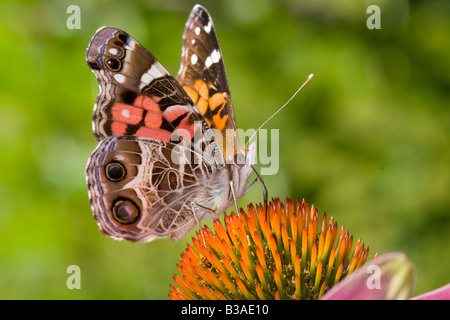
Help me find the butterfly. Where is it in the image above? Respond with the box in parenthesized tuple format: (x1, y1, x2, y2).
(85, 5, 258, 242)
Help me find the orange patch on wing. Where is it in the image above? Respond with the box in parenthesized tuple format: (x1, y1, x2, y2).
(144, 111, 162, 128)
(111, 103, 143, 125)
(134, 96, 160, 111)
(163, 107, 189, 122)
(209, 93, 228, 131)
(162, 106, 197, 141)
(194, 80, 209, 99)
(133, 96, 163, 129)
(213, 112, 228, 131)
(111, 122, 128, 135)
(196, 97, 209, 115)
(173, 117, 197, 141)
(183, 85, 199, 104)
(135, 127, 172, 141)
(209, 92, 226, 111)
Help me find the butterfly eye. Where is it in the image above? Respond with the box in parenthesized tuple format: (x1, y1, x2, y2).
(105, 162, 126, 182)
(105, 58, 121, 71)
(112, 199, 139, 224)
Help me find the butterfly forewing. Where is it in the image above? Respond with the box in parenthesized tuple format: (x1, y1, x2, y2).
(177, 5, 240, 161)
(86, 27, 211, 146)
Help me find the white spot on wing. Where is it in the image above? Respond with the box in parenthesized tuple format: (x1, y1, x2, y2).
(205, 56, 213, 68)
(195, 26, 201, 35)
(211, 49, 221, 63)
(141, 73, 153, 86)
(205, 49, 221, 68)
(177, 62, 184, 77)
(139, 62, 167, 89)
(204, 20, 212, 34)
(121, 108, 130, 118)
(191, 54, 198, 65)
(114, 74, 126, 83)
(108, 48, 118, 55)
(124, 39, 137, 50)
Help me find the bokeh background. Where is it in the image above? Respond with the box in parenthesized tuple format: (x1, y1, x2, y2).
(1, 0, 449, 299)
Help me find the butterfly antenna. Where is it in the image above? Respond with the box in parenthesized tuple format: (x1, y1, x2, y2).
(245, 74, 314, 148)
(229, 181, 240, 215)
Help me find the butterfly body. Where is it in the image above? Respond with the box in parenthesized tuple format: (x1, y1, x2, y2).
(85, 5, 255, 242)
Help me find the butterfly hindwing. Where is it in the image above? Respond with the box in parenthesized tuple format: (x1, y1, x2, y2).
(85, 135, 219, 242)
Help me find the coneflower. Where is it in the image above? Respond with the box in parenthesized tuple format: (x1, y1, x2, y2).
(169, 198, 374, 300)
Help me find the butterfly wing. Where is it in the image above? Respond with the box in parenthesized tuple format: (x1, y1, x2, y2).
(85, 27, 227, 242)
(86, 135, 219, 242)
(86, 26, 213, 146)
(177, 5, 240, 162)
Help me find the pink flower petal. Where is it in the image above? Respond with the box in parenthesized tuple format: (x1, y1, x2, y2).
(411, 283, 450, 300)
(321, 252, 415, 300)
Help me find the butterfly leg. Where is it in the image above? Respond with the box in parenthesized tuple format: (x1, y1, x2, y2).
(229, 180, 240, 215)
(243, 177, 258, 195)
(190, 202, 207, 246)
(250, 165, 268, 219)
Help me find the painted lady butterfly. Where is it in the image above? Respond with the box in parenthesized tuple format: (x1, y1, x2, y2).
(85, 5, 258, 242)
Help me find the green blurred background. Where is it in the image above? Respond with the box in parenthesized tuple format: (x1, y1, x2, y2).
(1, 0, 449, 299)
